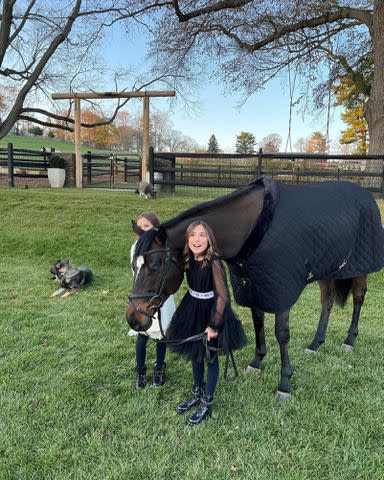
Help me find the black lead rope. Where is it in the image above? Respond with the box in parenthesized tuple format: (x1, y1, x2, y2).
(157, 331, 238, 381)
(156, 301, 238, 381)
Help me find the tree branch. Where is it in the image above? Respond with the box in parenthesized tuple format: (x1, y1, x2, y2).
(172, 0, 253, 22)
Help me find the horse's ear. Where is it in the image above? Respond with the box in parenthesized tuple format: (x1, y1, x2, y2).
(132, 220, 144, 237)
(155, 226, 167, 245)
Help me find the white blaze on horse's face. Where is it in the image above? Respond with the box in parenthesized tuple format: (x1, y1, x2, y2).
(135, 255, 145, 277)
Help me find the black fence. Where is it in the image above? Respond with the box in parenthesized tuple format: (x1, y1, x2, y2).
(83, 151, 140, 189)
(0, 144, 141, 189)
(2, 143, 384, 198)
(0, 143, 50, 188)
(149, 148, 384, 198)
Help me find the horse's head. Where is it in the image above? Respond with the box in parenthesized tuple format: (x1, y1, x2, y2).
(126, 225, 183, 332)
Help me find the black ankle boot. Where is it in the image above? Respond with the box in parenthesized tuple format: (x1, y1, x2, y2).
(187, 393, 213, 426)
(176, 385, 203, 414)
(153, 363, 166, 387)
(135, 367, 147, 389)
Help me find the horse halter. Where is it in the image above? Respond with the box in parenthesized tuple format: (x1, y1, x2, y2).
(128, 244, 180, 319)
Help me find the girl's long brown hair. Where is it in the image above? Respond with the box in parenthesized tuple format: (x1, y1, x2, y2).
(183, 220, 220, 269)
(136, 212, 160, 229)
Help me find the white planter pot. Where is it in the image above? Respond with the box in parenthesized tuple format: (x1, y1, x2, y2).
(47, 168, 66, 188)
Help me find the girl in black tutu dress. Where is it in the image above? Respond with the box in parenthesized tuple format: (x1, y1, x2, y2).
(166, 220, 246, 426)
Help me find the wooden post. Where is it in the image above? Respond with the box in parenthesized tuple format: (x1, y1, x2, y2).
(142, 96, 150, 182)
(257, 148, 263, 176)
(7, 142, 14, 187)
(86, 151, 92, 185)
(74, 97, 82, 188)
(381, 158, 384, 199)
(148, 146, 154, 186)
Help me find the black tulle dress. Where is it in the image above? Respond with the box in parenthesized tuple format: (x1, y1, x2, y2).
(166, 256, 247, 363)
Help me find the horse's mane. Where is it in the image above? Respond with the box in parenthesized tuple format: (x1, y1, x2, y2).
(161, 177, 265, 230)
(134, 177, 267, 257)
(134, 228, 159, 258)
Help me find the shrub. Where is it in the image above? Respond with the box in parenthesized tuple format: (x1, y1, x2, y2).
(29, 126, 43, 136)
(48, 154, 66, 169)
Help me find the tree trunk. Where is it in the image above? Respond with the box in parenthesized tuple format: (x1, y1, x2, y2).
(362, 0, 384, 189)
(365, 0, 384, 155)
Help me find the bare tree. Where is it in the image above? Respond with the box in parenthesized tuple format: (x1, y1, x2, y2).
(260, 133, 282, 153)
(0, 1, 178, 139)
(151, 1, 384, 154)
(294, 137, 307, 153)
(164, 130, 200, 152)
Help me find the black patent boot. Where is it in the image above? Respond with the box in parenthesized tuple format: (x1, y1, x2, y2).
(176, 385, 203, 414)
(153, 363, 166, 387)
(135, 367, 147, 389)
(187, 393, 213, 426)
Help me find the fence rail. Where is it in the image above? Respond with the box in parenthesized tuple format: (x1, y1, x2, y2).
(149, 148, 384, 198)
(0, 144, 141, 189)
(2, 143, 384, 198)
(0, 143, 51, 188)
(82, 151, 140, 189)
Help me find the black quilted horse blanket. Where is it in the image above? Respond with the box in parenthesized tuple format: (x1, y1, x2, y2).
(228, 177, 384, 314)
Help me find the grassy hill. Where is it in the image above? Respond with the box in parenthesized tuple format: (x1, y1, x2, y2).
(0, 133, 111, 154)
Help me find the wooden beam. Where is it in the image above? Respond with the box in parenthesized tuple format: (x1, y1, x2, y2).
(51, 90, 176, 188)
(52, 91, 175, 100)
(74, 98, 82, 188)
(142, 96, 150, 182)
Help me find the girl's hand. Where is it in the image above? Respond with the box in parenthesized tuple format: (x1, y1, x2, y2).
(205, 326, 218, 341)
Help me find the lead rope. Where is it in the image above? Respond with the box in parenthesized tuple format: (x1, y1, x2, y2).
(152, 255, 237, 380)
(156, 331, 238, 381)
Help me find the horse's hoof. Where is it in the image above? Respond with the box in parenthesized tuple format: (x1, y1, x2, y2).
(244, 365, 261, 374)
(342, 343, 354, 352)
(276, 390, 291, 401)
(304, 348, 317, 355)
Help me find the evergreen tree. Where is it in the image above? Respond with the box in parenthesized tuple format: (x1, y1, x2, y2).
(339, 106, 368, 154)
(333, 61, 371, 154)
(306, 131, 328, 153)
(207, 134, 219, 153)
(235, 132, 256, 154)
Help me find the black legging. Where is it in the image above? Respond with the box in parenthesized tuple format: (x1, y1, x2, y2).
(135, 334, 166, 373)
(192, 356, 219, 397)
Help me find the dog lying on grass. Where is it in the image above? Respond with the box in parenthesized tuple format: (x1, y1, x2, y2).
(135, 180, 156, 199)
(50, 259, 93, 298)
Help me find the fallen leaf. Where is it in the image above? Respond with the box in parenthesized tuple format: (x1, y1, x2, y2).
(230, 466, 240, 473)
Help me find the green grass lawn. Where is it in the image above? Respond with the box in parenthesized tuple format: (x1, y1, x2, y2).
(1, 188, 383, 480)
(0, 134, 112, 154)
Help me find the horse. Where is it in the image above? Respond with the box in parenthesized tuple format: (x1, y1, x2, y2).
(126, 177, 384, 399)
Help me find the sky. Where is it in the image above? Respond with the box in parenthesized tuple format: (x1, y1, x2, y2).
(101, 23, 346, 153)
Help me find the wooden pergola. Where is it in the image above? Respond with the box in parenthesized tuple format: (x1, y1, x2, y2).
(51, 90, 176, 188)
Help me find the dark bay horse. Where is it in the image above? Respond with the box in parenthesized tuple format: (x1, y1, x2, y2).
(126, 177, 384, 398)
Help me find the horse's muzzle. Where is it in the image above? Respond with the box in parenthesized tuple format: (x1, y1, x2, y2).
(126, 304, 153, 332)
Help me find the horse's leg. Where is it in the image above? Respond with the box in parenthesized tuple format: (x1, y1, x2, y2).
(245, 307, 266, 374)
(275, 310, 292, 399)
(342, 275, 367, 351)
(305, 280, 335, 353)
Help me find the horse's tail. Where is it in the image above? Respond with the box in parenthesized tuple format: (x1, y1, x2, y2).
(334, 278, 353, 307)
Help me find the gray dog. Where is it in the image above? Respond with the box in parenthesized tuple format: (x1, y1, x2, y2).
(135, 180, 156, 199)
(50, 259, 93, 298)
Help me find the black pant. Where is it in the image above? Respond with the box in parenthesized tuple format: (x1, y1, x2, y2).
(192, 356, 219, 397)
(135, 334, 166, 373)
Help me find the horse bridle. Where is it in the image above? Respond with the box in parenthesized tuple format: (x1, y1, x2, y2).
(128, 244, 182, 320)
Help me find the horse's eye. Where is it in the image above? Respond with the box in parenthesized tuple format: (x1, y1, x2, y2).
(151, 262, 161, 272)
